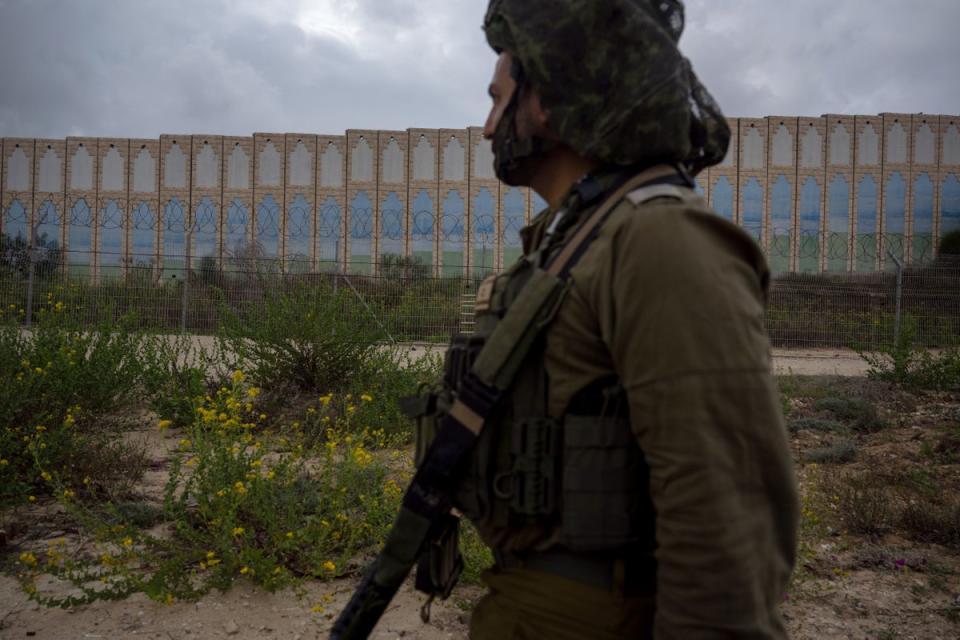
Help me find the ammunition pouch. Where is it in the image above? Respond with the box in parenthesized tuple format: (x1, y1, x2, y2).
(414, 512, 464, 621)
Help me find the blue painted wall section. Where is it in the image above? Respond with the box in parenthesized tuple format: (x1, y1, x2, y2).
(712, 177, 734, 221)
(441, 190, 465, 277)
(473, 187, 496, 276)
(286, 194, 312, 271)
(502, 187, 525, 267)
(131, 201, 156, 267)
(798, 177, 821, 272)
(742, 178, 763, 243)
(256, 194, 281, 259)
(380, 191, 404, 260)
(883, 172, 906, 266)
(856, 176, 878, 271)
(411, 190, 434, 267)
(318, 196, 340, 271)
(349, 190, 372, 273)
(827, 175, 850, 271)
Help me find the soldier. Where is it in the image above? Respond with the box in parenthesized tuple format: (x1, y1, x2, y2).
(465, 0, 799, 638)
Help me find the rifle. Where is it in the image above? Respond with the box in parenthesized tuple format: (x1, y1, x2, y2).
(330, 372, 499, 640)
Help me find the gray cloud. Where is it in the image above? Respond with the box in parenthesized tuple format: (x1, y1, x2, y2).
(0, 0, 957, 138)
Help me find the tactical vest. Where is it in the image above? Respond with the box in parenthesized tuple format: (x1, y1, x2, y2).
(407, 173, 700, 555)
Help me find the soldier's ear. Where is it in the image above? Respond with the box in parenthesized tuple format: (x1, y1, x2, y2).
(525, 88, 552, 132)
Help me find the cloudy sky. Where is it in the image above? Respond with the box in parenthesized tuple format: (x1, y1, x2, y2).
(0, 0, 958, 138)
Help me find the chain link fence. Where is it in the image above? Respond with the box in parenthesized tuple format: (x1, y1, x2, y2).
(1, 244, 958, 350)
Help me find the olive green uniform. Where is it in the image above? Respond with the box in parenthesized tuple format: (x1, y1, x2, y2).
(469, 177, 799, 639)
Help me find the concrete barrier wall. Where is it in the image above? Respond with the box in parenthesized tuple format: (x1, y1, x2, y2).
(3, 113, 958, 278)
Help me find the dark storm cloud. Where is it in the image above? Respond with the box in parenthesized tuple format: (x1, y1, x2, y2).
(0, 0, 957, 138)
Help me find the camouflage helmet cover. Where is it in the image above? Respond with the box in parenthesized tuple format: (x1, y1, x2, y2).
(483, 0, 729, 174)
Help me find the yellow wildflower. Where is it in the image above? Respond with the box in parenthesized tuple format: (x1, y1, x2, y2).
(360, 393, 373, 403)
(247, 387, 261, 399)
(28, 495, 36, 503)
(322, 560, 336, 573)
(178, 438, 191, 449)
(319, 394, 332, 406)
(250, 460, 262, 469)
(19, 552, 37, 566)
(234, 481, 247, 495)
(83, 476, 91, 485)
(240, 566, 252, 575)
(232, 527, 244, 536)
(206, 551, 217, 559)
(285, 531, 294, 539)
(165, 593, 175, 605)
(54, 301, 64, 313)
(346, 405, 356, 414)
(311, 604, 325, 613)
(352, 446, 372, 468)
(157, 419, 172, 430)
(259, 413, 267, 421)
(40, 471, 52, 482)
(62, 488, 75, 499)
(231, 370, 245, 384)
(0, 458, 7, 466)
(266, 470, 276, 480)
(63, 413, 75, 428)
(122, 537, 134, 547)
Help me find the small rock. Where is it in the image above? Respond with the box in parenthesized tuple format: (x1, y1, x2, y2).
(225, 620, 240, 635)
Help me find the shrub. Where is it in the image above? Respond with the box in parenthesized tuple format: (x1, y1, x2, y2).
(787, 417, 847, 434)
(804, 440, 857, 464)
(216, 283, 384, 394)
(0, 301, 147, 508)
(859, 316, 960, 392)
(830, 471, 893, 535)
(813, 397, 886, 433)
(899, 499, 960, 547)
(139, 333, 210, 429)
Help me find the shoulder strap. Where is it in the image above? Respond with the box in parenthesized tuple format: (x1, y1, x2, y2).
(545, 164, 679, 279)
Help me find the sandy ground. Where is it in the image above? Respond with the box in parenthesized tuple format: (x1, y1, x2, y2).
(0, 351, 923, 640)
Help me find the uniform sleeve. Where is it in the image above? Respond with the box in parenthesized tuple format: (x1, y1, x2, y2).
(592, 203, 799, 639)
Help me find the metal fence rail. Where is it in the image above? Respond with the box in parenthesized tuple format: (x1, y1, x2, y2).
(1, 248, 958, 350)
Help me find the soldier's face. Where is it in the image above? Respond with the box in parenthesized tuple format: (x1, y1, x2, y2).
(482, 52, 549, 142)
(483, 52, 552, 186)
(483, 52, 517, 141)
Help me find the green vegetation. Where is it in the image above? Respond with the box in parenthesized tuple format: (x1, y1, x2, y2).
(2, 286, 462, 609)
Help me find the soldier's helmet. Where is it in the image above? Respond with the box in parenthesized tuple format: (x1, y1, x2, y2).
(483, 0, 729, 175)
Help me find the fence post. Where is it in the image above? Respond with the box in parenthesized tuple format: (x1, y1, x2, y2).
(24, 216, 39, 329)
(887, 250, 903, 347)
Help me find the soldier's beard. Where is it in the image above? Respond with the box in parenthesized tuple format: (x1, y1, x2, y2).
(491, 88, 556, 187)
